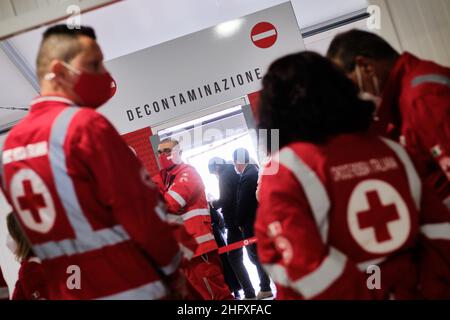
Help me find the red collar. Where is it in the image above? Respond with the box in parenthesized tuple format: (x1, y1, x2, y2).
(30, 95, 75, 111)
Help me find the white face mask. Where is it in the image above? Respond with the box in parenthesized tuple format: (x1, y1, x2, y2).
(355, 65, 383, 121)
(6, 234, 18, 256)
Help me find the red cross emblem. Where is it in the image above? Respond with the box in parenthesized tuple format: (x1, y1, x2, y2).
(347, 179, 410, 254)
(10, 169, 56, 234)
(356, 191, 400, 243)
(17, 180, 47, 224)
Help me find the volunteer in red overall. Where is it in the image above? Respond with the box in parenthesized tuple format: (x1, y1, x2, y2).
(0, 25, 185, 300)
(7, 213, 48, 300)
(327, 29, 450, 208)
(256, 52, 450, 299)
(153, 138, 233, 300)
(0, 269, 9, 300)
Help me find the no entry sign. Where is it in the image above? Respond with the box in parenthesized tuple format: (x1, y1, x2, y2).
(251, 22, 278, 49)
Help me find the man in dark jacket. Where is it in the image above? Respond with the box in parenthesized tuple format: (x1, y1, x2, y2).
(233, 149, 273, 300)
(208, 157, 255, 299)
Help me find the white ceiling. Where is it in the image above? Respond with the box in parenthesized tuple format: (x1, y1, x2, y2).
(0, 0, 367, 119)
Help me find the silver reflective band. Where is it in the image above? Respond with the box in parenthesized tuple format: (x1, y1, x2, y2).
(179, 243, 194, 261)
(412, 74, 450, 88)
(0, 287, 9, 299)
(277, 148, 330, 243)
(291, 247, 347, 299)
(96, 280, 167, 300)
(421, 223, 450, 240)
(33, 225, 130, 260)
(262, 264, 290, 287)
(160, 250, 182, 276)
(263, 247, 347, 299)
(49, 107, 93, 238)
(196, 233, 215, 244)
(154, 203, 168, 222)
(167, 189, 187, 208)
(166, 214, 184, 225)
(357, 257, 386, 272)
(182, 209, 211, 221)
(381, 138, 422, 210)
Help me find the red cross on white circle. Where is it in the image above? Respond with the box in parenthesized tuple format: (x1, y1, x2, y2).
(347, 179, 411, 254)
(10, 169, 56, 234)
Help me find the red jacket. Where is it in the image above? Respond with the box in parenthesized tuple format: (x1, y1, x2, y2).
(256, 134, 450, 300)
(375, 52, 450, 205)
(0, 269, 9, 300)
(0, 96, 182, 300)
(155, 163, 217, 257)
(12, 257, 48, 300)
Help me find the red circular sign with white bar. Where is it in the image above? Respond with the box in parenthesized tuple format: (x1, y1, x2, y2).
(251, 22, 278, 49)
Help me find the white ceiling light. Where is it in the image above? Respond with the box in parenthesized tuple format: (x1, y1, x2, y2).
(215, 18, 244, 37)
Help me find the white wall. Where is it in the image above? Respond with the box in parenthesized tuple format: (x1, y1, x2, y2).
(0, 48, 36, 127)
(369, 0, 450, 66)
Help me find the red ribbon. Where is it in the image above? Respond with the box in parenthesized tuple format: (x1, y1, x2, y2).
(218, 237, 258, 255)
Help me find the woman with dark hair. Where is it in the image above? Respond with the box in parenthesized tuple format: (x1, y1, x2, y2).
(6, 213, 49, 300)
(255, 52, 450, 300)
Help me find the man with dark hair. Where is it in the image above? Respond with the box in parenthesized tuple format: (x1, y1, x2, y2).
(1, 25, 184, 299)
(256, 51, 450, 299)
(153, 139, 233, 300)
(208, 157, 253, 299)
(327, 29, 450, 207)
(233, 149, 273, 300)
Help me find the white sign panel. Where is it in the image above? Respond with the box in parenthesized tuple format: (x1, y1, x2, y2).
(0, 0, 121, 40)
(100, 2, 305, 134)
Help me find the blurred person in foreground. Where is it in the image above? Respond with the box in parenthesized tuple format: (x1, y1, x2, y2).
(256, 51, 450, 299)
(327, 29, 450, 208)
(0, 25, 184, 299)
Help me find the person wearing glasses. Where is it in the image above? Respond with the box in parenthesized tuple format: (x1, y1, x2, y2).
(153, 138, 233, 300)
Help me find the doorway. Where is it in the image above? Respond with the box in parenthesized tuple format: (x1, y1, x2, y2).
(151, 98, 275, 298)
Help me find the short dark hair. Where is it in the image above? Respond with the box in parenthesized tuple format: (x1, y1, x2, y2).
(327, 29, 398, 72)
(258, 51, 375, 147)
(43, 24, 96, 40)
(37, 25, 97, 79)
(233, 148, 250, 164)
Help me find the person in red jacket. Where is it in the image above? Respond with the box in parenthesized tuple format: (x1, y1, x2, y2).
(0, 268, 9, 300)
(153, 138, 233, 300)
(0, 25, 185, 300)
(6, 213, 48, 300)
(256, 51, 450, 299)
(327, 29, 450, 208)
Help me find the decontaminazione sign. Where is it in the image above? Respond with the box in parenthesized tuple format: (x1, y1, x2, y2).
(100, 2, 305, 134)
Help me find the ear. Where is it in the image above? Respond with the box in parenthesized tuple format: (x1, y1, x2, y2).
(50, 60, 70, 81)
(355, 56, 376, 77)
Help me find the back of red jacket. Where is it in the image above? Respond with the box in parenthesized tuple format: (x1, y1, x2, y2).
(379, 52, 450, 206)
(256, 134, 450, 299)
(0, 96, 182, 300)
